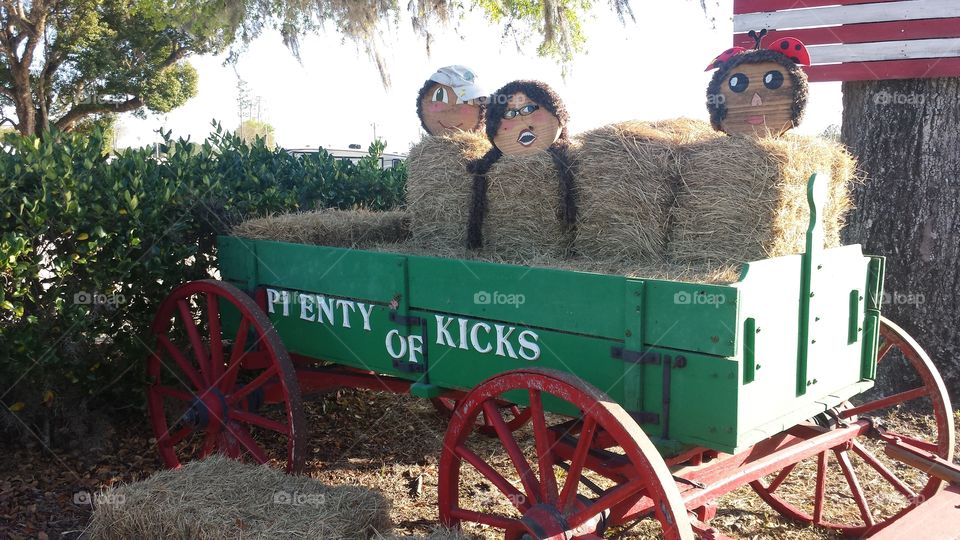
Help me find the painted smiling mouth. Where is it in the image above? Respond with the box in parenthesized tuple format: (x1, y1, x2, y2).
(746, 115, 765, 125)
(518, 129, 537, 146)
(438, 121, 463, 129)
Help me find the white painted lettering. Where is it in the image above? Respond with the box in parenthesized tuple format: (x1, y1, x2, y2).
(357, 303, 374, 331)
(385, 330, 406, 359)
(518, 330, 541, 361)
(280, 290, 291, 317)
(317, 296, 335, 325)
(408, 335, 423, 364)
(494, 324, 517, 359)
(336, 299, 356, 328)
(436, 315, 457, 347)
(266, 288, 281, 314)
(298, 293, 316, 321)
(470, 322, 493, 354)
(458, 318, 469, 350)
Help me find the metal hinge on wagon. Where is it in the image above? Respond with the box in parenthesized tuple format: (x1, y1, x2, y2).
(388, 311, 428, 373)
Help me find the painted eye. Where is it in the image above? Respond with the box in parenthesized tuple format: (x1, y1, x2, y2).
(519, 104, 539, 116)
(432, 87, 449, 104)
(728, 73, 749, 93)
(503, 109, 518, 119)
(764, 70, 784, 90)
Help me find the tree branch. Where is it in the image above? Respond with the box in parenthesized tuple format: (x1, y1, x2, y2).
(54, 96, 144, 130)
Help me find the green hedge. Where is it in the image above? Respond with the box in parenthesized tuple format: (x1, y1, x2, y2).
(0, 126, 405, 433)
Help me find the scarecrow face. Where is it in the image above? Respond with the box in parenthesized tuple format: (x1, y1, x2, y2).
(492, 92, 562, 155)
(716, 60, 799, 137)
(419, 83, 483, 136)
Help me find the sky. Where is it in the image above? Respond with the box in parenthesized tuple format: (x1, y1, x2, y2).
(115, 0, 843, 153)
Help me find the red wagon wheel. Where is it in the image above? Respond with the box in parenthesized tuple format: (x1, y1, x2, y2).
(147, 279, 307, 473)
(750, 317, 955, 535)
(438, 368, 693, 539)
(431, 397, 532, 437)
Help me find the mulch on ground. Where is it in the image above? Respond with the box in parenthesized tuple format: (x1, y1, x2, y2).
(1, 390, 957, 539)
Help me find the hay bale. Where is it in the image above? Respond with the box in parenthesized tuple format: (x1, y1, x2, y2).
(648, 117, 724, 145)
(670, 134, 857, 265)
(482, 151, 575, 260)
(88, 456, 391, 540)
(232, 209, 410, 248)
(572, 122, 679, 261)
(406, 132, 491, 249)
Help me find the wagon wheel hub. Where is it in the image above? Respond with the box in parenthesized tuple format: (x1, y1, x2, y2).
(183, 387, 229, 431)
(510, 503, 607, 540)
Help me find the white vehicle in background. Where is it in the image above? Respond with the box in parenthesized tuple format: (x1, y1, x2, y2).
(287, 144, 406, 170)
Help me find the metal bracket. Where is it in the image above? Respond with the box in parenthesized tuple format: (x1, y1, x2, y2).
(392, 357, 426, 373)
(632, 411, 660, 425)
(611, 347, 661, 365)
(389, 312, 423, 326)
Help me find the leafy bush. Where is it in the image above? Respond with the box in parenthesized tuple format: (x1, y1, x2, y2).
(0, 125, 406, 441)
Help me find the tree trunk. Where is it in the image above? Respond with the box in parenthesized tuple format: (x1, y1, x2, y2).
(841, 77, 960, 402)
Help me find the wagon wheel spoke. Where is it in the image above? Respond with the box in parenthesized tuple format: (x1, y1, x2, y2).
(156, 335, 205, 390)
(835, 449, 875, 527)
(812, 451, 828, 524)
(220, 318, 250, 393)
(849, 440, 917, 500)
(228, 364, 278, 406)
(157, 424, 194, 447)
(224, 422, 270, 465)
(199, 430, 218, 458)
(484, 400, 540, 503)
(206, 293, 225, 383)
(153, 385, 194, 402)
(567, 478, 646, 528)
(176, 299, 210, 385)
(840, 385, 928, 418)
(229, 409, 290, 435)
(763, 462, 797, 494)
(559, 415, 598, 512)
(528, 389, 560, 505)
(456, 445, 530, 511)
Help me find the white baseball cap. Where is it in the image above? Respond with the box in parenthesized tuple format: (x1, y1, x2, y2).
(428, 65, 487, 103)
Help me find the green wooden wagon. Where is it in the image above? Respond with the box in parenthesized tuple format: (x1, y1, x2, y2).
(145, 174, 959, 539)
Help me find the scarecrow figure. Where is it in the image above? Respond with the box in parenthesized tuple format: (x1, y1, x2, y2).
(706, 29, 811, 137)
(416, 65, 487, 135)
(467, 80, 576, 249)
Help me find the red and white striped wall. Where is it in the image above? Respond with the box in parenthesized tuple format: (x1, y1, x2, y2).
(733, 0, 960, 82)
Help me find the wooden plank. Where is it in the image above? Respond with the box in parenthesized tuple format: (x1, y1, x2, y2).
(734, 0, 960, 32)
(734, 0, 900, 16)
(406, 255, 628, 340)
(805, 56, 960, 80)
(809, 37, 960, 63)
(733, 18, 960, 48)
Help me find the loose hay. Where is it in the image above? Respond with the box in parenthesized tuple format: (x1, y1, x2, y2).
(232, 209, 411, 248)
(87, 455, 391, 540)
(372, 241, 742, 284)
(670, 133, 857, 265)
(406, 132, 491, 249)
(482, 150, 576, 260)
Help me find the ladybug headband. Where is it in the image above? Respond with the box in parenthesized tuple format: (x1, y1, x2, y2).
(706, 29, 811, 71)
